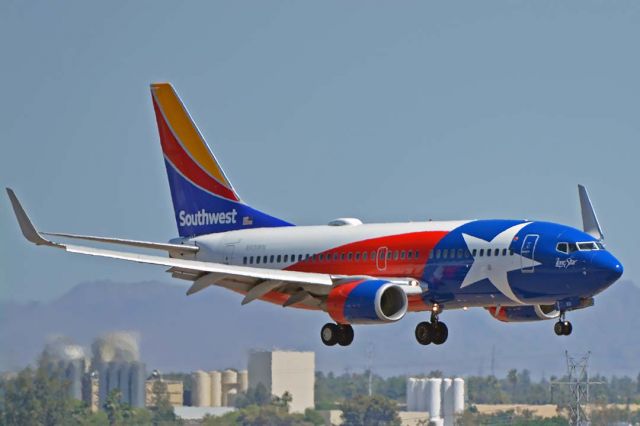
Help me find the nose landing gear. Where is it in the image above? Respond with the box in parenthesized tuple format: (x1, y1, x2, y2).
(321, 323, 354, 346)
(554, 312, 573, 336)
(415, 306, 449, 346)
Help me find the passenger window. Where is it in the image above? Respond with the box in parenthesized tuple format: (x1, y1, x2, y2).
(319, 254, 324, 261)
(348, 252, 353, 261)
(334, 253, 339, 261)
(341, 253, 345, 261)
(487, 249, 492, 257)
(243, 257, 247, 265)
(556, 243, 568, 254)
(277, 255, 282, 263)
(263, 256, 268, 263)
(472, 249, 477, 256)
(509, 250, 514, 256)
(457, 249, 463, 258)
(494, 248, 499, 256)
(400, 250, 406, 260)
(415, 250, 420, 258)
(355, 252, 360, 261)
(502, 248, 507, 256)
(465, 250, 471, 258)
(256, 256, 261, 264)
(392, 251, 398, 260)
(283, 255, 288, 262)
(249, 256, 254, 264)
(436, 249, 441, 259)
(371, 251, 376, 260)
(479, 249, 484, 257)
(442, 249, 448, 259)
(363, 252, 368, 261)
(270, 255, 275, 263)
(387, 251, 392, 260)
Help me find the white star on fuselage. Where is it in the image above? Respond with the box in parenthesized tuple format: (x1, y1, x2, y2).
(461, 222, 540, 304)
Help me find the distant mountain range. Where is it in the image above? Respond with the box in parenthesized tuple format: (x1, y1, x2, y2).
(2, 279, 639, 378)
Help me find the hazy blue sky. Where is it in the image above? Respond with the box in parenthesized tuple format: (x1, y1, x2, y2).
(1, 1, 639, 302)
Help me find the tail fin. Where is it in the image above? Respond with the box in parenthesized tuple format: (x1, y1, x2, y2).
(150, 83, 292, 237)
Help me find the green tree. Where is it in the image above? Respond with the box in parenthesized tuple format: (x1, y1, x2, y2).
(0, 355, 78, 426)
(149, 379, 178, 425)
(340, 395, 400, 426)
(235, 383, 273, 408)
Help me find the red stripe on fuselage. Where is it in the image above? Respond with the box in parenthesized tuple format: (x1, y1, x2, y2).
(284, 231, 448, 279)
(152, 98, 240, 201)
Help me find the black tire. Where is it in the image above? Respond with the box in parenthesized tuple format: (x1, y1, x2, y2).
(562, 321, 573, 336)
(321, 323, 339, 346)
(415, 321, 432, 345)
(432, 322, 449, 345)
(554, 321, 564, 336)
(337, 324, 354, 346)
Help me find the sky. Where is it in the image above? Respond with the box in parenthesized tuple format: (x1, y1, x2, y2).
(1, 1, 639, 302)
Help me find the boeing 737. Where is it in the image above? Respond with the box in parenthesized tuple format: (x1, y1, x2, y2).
(7, 83, 624, 347)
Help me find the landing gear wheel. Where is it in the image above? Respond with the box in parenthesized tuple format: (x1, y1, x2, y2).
(554, 320, 573, 336)
(415, 321, 433, 345)
(554, 321, 564, 336)
(337, 324, 354, 346)
(321, 323, 339, 346)
(431, 322, 449, 345)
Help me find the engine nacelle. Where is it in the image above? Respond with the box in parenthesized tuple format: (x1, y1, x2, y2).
(487, 304, 560, 322)
(327, 279, 408, 324)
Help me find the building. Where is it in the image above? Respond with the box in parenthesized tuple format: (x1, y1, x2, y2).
(248, 350, 315, 414)
(146, 379, 184, 407)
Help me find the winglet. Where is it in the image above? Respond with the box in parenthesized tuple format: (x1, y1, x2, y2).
(5, 188, 60, 247)
(578, 185, 604, 240)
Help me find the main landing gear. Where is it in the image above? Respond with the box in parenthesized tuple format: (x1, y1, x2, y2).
(321, 323, 354, 346)
(415, 306, 448, 346)
(554, 312, 573, 336)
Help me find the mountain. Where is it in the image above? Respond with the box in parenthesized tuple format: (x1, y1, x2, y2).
(2, 279, 639, 378)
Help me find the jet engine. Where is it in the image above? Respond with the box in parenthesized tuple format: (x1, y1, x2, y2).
(486, 304, 560, 322)
(326, 279, 408, 324)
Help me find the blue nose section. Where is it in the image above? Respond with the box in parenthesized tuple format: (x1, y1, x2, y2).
(591, 251, 623, 285)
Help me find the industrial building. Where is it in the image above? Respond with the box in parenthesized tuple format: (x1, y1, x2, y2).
(248, 350, 315, 414)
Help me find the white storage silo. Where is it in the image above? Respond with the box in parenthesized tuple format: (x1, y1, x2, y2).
(418, 378, 430, 412)
(191, 370, 212, 407)
(427, 378, 442, 420)
(238, 370, 249, 393)
(406, 378, 416, 411)
(453, 378, 464, 415)
(442, 378, 453, 426)
(209, 371, 222, 407)
(130, 362, 146, 408)
(221, 369, 238, 406)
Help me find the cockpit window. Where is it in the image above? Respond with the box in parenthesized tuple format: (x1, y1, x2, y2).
(568, 243, 578, 253)
(556, 242, 568, 254)
(578, 242, 599, 251)
(597, 242, 605, 250)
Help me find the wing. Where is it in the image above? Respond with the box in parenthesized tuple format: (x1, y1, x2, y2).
(6, 188, 338, 308)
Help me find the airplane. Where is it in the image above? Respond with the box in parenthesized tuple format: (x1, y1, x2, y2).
(6, 83, 623, 347)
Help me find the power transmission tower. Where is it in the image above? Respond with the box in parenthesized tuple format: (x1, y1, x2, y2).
(551, 351, 602, 426)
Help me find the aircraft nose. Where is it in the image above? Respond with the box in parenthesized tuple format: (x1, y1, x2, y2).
(591, 251, 623, 284)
